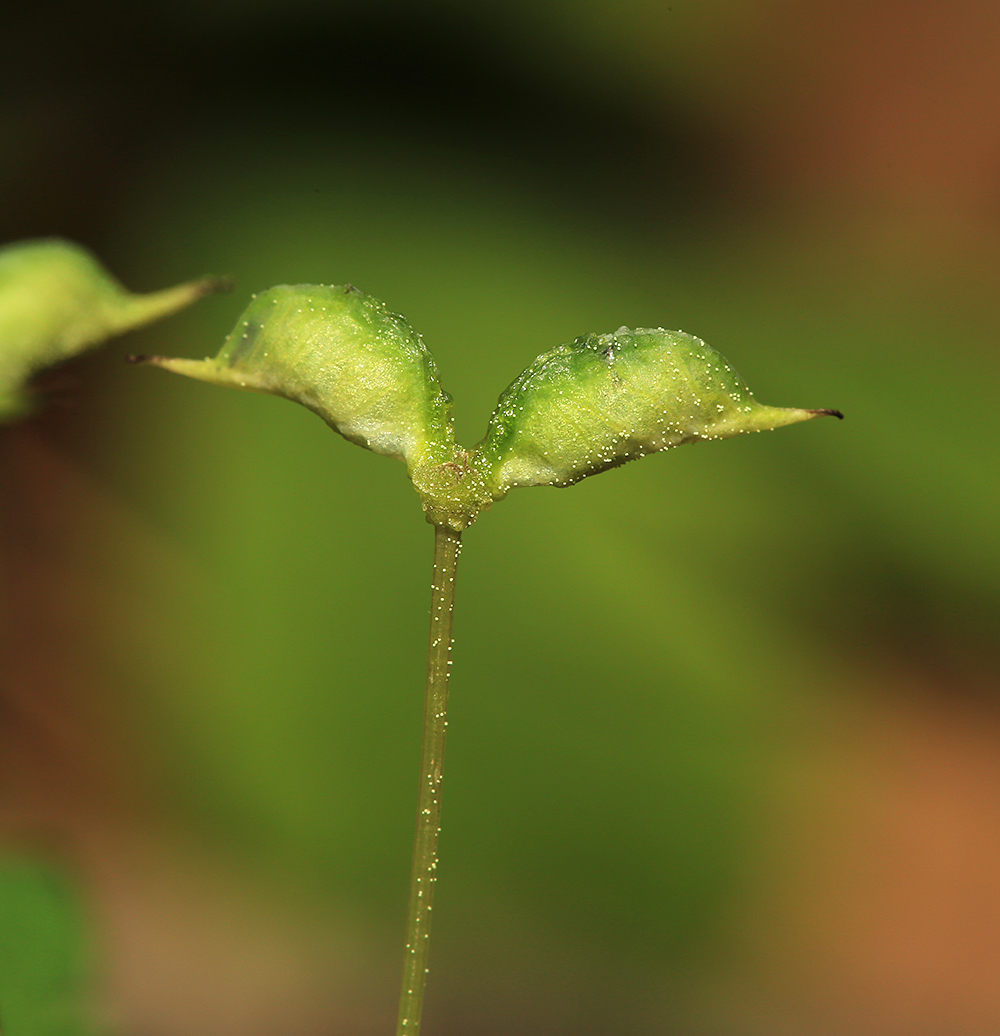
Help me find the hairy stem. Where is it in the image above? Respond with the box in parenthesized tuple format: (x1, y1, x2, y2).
(396, 523, 462, 1036)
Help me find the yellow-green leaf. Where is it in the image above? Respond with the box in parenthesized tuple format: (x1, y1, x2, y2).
(0, 238, 215, 420)
(140, 284, 455, 470)
(473, 326, 842, 499)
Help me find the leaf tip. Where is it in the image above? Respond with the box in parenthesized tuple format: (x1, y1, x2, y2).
(197, 275, 235, 296)
(127, 354, 218, 381)
(809, 408, 844, 420)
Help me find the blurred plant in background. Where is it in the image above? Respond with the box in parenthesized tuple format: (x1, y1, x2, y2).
(1, 1, 998, 1034)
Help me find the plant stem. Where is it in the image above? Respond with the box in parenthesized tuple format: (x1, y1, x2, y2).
(396, 523, 462, 1036)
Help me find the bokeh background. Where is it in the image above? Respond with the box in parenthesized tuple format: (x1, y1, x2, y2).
(2, 1, 999, 1033)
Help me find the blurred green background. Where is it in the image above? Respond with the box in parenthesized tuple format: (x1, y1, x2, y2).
(2, 1, 999, 1033)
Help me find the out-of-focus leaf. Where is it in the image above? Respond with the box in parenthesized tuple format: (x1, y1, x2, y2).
(139, 284, 455, 470)
(0, 855, 97, 1036)
(0, 238, 216, 420)
(472, 326, 841, 499)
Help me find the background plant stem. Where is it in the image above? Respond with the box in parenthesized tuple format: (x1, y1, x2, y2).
(396, 523, 462, 1036)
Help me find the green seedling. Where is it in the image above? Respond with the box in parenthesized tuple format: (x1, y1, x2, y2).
(0, 238, 218, 421)
(137, 282, 841, 1035)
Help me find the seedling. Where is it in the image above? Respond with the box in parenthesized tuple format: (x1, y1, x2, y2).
(135, 281, 841, 1035)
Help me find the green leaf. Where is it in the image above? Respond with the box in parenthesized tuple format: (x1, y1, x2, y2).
(0, 854, 98, 1036)
(0, 238, 216, 421)
(472, 326, 842, 498)
(140, 284, 455, 471)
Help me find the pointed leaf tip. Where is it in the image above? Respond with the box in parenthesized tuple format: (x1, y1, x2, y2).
(0, 238, 216, 420)
(472, 327, 841, 497)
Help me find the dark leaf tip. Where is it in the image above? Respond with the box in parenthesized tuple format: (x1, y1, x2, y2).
(198, 275, 235, 296)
